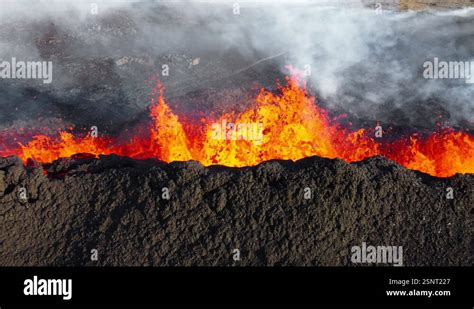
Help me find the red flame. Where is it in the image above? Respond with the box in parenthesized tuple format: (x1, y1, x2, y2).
(0, 74, 473, 178)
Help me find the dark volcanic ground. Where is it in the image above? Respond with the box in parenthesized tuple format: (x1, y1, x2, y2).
(0, 155, 472, 266)
(1, 3, 473, 137)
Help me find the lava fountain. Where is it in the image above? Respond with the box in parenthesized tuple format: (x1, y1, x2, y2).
(0, 73, 472, 178)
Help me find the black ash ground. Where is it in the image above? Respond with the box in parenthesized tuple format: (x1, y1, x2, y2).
(0, 155, 471, 266)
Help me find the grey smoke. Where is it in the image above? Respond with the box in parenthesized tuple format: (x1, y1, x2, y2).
(0, 0, 472, 133)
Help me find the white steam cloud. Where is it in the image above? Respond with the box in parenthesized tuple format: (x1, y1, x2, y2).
(0, 0, 473, 128)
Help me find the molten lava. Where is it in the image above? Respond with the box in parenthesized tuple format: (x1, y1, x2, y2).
(0, 74, 473, 178)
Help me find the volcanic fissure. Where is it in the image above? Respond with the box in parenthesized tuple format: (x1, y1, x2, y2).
(0, 71, 472, 178)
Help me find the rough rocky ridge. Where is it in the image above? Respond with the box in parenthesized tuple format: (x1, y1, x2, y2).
(0, 155, 472, 266)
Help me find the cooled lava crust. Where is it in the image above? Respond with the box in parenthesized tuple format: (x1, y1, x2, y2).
(0, 155, 471, 266)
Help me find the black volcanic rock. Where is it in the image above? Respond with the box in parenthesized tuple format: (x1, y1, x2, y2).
(0, 155, 472, 266)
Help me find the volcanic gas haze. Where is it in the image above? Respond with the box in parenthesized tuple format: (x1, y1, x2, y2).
(0, 1, 473, 178)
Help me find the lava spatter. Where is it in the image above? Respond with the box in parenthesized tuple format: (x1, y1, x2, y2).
(0, 74, 472, 178)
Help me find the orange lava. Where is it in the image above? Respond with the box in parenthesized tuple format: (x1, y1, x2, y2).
(0, 74, 473, 178)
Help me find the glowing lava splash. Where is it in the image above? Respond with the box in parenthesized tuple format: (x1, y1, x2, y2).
(0, 74, 473, 178)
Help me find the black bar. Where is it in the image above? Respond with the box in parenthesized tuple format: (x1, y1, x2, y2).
(0, 267, 471, 307)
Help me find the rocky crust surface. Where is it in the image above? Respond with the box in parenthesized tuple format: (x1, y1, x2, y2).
(0, 155, 472, 266)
